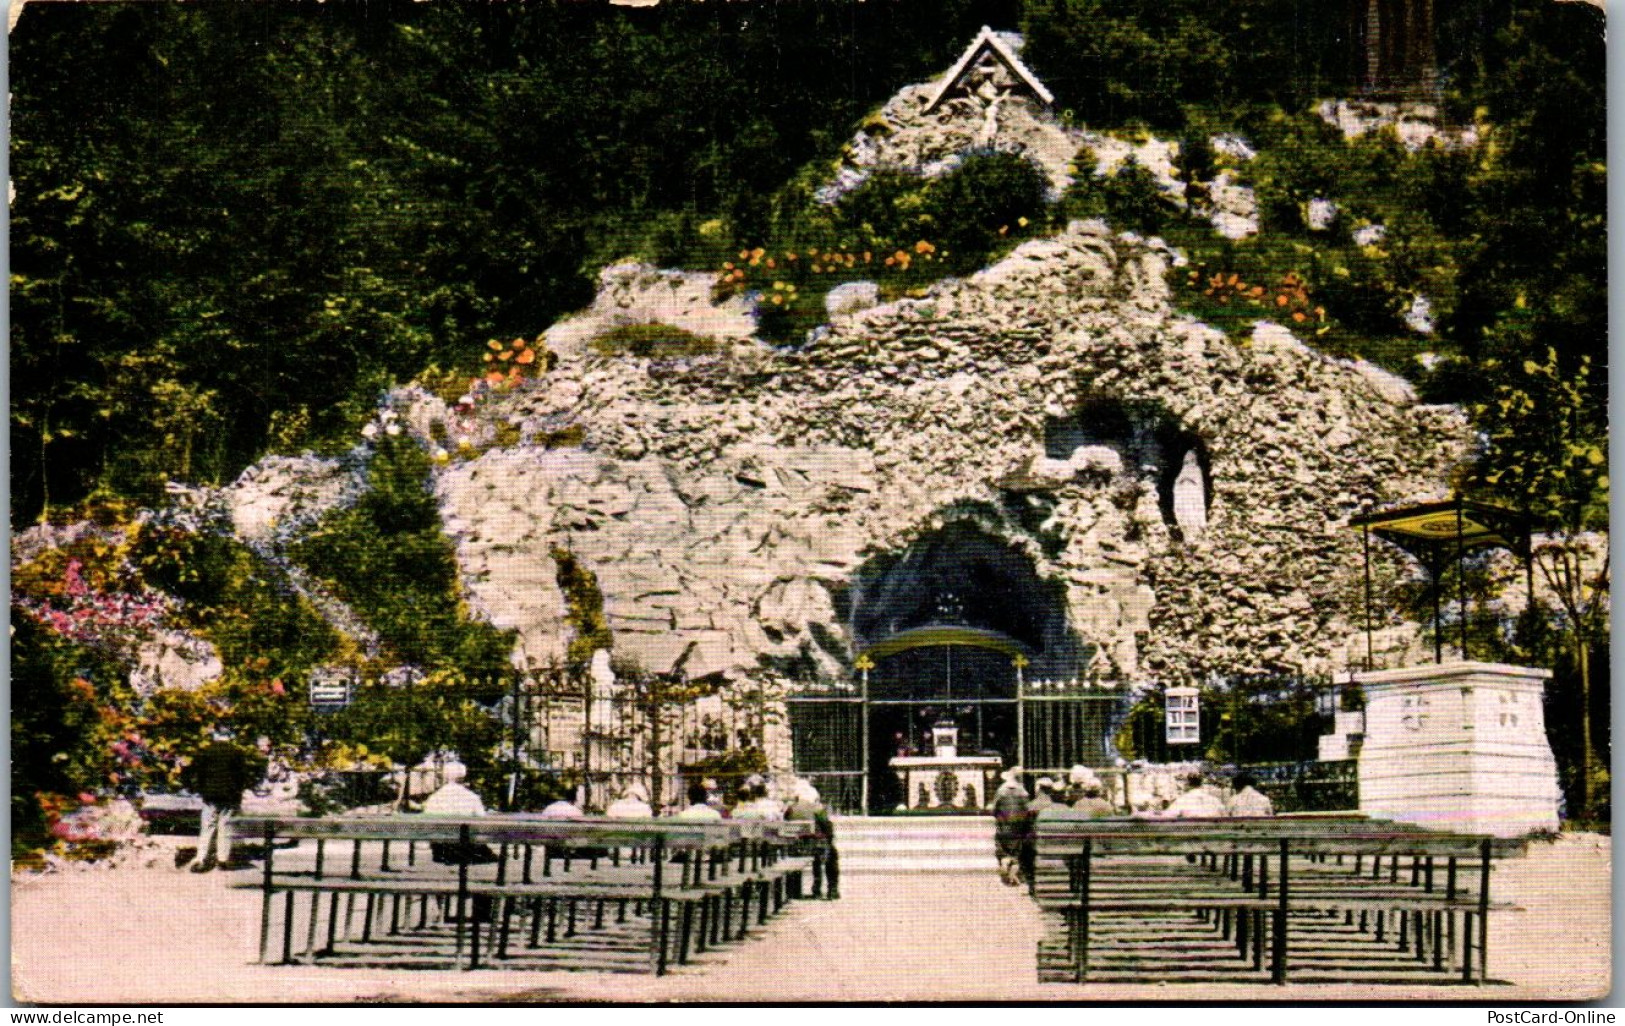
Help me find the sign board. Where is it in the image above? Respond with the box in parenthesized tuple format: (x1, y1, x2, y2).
(1165, 686, 1200, 745)
(309, 672, 353, 709)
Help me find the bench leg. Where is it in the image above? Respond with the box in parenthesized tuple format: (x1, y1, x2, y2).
(678, 901, 694, 965)
(566, 898, 578, 938)
(498, 897, 514, 960)
(595, 899, 606, 931)
(281, 892, 297, 965)
(546, 899, 558, 943)
(303, 893, 320, 960)
(528, 899, 543, 949)
(655, 900, 671, 976)
(1461, 912, 1474, 983)
(324, 894, 340, 955)
(696, 900, 709, 953)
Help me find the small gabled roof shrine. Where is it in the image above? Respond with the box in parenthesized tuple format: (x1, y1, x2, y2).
(925, 25, 1055, 114)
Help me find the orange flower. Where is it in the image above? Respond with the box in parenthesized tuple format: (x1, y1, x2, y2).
(486, 371, 505, 385)
(786, 252, 798, 262)
(484, 352, 495, 362)
(732, 269, 746, 281)
(884, 256, 895, 267)
(1292, 311, 1307, 323)
(516, 349, 536, 365)
(771, 294, 784, 305)
(863, 251, 872, 263)
(738, 250, 750, 260)
(1276, 294, 1290, 307)
(807, 247, 819, 256)
(487, 339, 503, 351)
(765, 258, 776, 269)
(512, 338, 526, 350)
(498, 350, 512, 361)
(914, 240, 934, 254)
(724, 261, 735, 271)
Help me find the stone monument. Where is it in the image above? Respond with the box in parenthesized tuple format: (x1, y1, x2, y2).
(1350, 660, 1560, 837)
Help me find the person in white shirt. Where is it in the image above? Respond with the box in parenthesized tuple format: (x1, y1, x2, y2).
(421, 762, 497, 877)
(539, 796, 585, 820)
(1160, 772, 1228, 818)
(421, 761, 485, 817)
(605, 782, 654, 819)
(732, 775, 785, 821)
(1226, 773, 1275, 817)
(674, 781, 723, 820)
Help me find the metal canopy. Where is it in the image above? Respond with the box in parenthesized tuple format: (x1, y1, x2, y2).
(1348, 496, 1533, 667)
(1348, 498, 1532, 562)
(857, 624, 1031, 662)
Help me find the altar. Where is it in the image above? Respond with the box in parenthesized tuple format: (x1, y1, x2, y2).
(889, 720, 1003, 810)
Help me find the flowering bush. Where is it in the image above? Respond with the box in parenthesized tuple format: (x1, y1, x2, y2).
(1180, 264, 1328, 335)
(15, 556, 175, 657)
(713, 239, 950, 345)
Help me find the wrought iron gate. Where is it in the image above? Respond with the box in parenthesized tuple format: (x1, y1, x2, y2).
(786, 688, 865, 814)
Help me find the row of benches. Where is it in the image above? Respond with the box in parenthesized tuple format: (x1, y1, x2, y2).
(1030, 814, 1526, 986)
(231, 816, 819, 975)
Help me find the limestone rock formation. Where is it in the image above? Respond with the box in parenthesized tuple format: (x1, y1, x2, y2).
(423, 219, 1471, 693)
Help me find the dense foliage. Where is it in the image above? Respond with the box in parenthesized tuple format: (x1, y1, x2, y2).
(289, 434, 516, 677)
(10, 0, 1015, 523)
(8, 0, 1608, 822)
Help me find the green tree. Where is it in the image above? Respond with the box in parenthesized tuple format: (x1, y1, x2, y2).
(1468, 344, 1608, 820)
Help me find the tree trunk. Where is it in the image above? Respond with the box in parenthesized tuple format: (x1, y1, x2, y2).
(1578, 638, 1593, 822)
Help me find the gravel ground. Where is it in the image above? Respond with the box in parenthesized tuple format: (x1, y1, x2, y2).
(10, 833, 1611, 1004)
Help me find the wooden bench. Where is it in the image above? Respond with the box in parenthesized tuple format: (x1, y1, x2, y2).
(1031, 813, 1525, 986)
(232, 816, 814, 975)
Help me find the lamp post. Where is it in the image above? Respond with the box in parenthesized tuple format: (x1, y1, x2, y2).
(1013, 654, 1029, 775)
(856, 653, 874, 815)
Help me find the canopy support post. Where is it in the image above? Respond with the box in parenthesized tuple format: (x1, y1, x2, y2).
(1362, 523, 1375, 671)
(1456, 501, 1469, 661)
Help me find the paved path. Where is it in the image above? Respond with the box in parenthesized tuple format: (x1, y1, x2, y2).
(11, 834, 1611, 1003)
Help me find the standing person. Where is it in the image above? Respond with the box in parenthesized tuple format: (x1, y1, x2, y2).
(992, 769, 1032, 887)
(182, 730, 267, 873)
(1226, 773, 1275, 817)
(784, 779, 838, 899)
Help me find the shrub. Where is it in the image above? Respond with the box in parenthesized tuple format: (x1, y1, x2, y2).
(922, 151, 1050, 272)
(588, 322, 719, 360)
(289, 435, 515, 676)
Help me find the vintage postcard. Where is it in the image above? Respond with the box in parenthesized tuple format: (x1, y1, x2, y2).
(8, 0, 1610, 1006)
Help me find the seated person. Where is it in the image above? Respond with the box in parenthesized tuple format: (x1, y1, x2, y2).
(605, 782, 654, 819)
(421, 762, 499, 870)
(1071, 782, 1115, 818)
(1028, 778, 1059, 813)
(674, 781, 723, 820)
(732, 775, 785, 820)
(1159, 771, 1228, 818)
(1225, 773, 1275, 817)
(540, 794, 586, 820)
